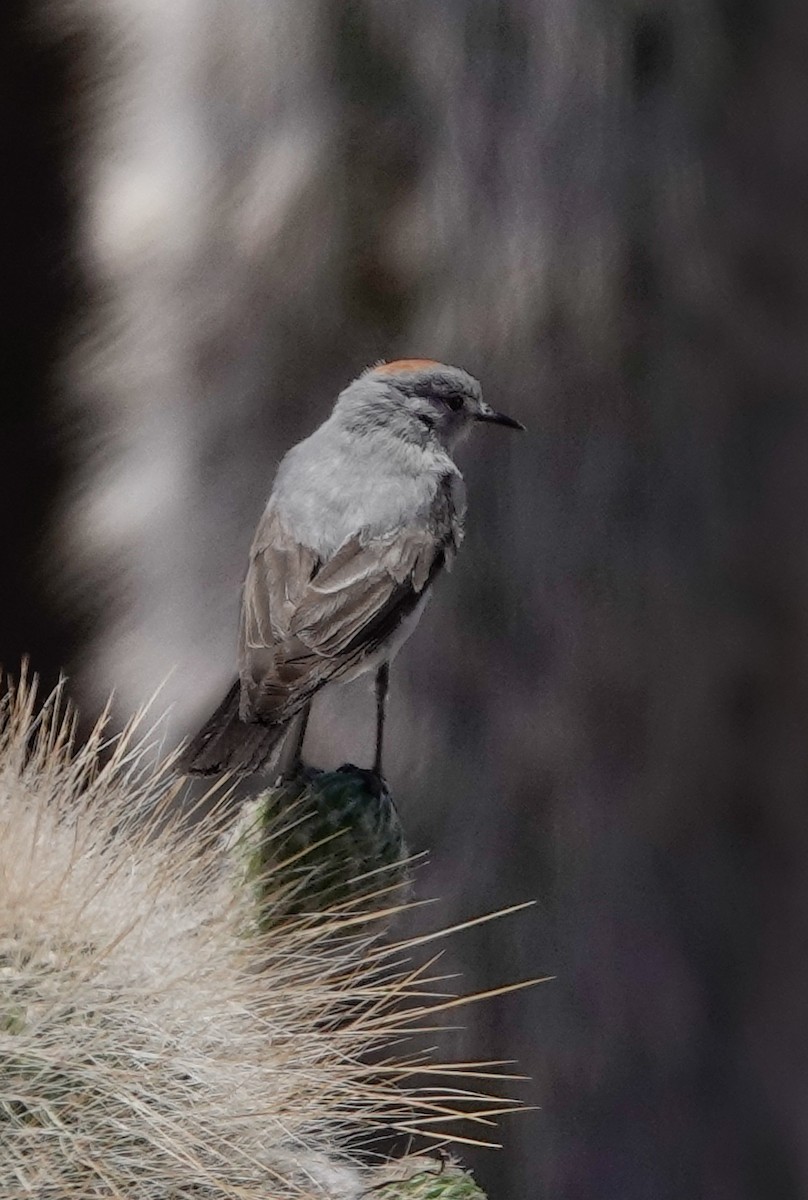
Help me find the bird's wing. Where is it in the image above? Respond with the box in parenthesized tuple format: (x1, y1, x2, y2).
(239, 473, 464, 722)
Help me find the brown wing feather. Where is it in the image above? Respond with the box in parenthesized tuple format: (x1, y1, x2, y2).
(238, 473, 464, 723)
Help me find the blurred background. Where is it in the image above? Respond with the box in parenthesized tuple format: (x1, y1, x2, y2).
(6, 1, 808, 1196)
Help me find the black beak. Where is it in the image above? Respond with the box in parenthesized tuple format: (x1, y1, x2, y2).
(476, 408, 526, 431)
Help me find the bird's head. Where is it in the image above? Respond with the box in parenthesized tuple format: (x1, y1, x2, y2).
(334, 359, 524, 451)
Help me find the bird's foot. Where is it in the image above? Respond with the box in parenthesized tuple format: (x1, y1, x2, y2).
(337, 762, 387, 799)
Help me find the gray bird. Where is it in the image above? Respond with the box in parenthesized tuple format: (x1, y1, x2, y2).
(180, 359, 524, 777)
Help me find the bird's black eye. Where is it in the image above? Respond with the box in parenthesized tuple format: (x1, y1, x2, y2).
(407, 379, 466, 413)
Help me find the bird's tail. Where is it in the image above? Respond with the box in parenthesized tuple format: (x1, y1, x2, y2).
(178, 680, 290, 777)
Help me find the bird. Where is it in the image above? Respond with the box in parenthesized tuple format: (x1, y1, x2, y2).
(180, 359, 524, 778)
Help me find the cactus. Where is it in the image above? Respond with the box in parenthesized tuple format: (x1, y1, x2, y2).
(0, 671, 513, 1197)
(231, 763, 411, 931)
(365, 1156, 487, 1198)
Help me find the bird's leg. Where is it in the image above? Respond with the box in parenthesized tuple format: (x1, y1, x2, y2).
(276, 701, 312, 781)
(373, 663, 390, 778)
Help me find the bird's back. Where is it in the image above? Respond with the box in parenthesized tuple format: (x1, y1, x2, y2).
(269, 416, 461, 558)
